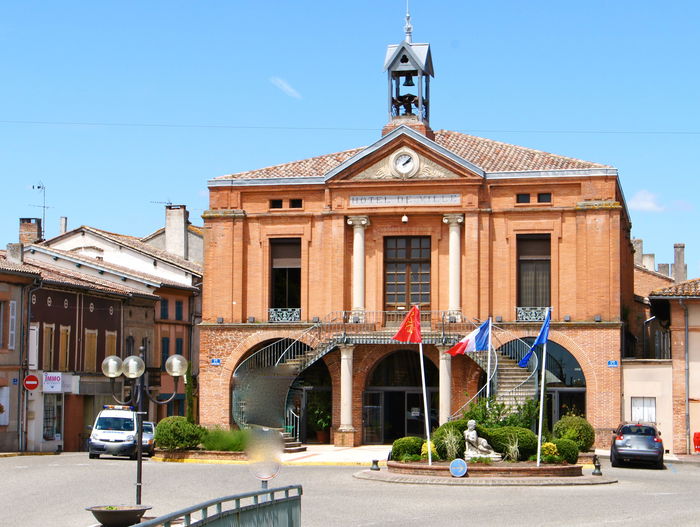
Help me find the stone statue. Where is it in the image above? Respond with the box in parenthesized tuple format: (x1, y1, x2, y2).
(464, 419, 502, 461)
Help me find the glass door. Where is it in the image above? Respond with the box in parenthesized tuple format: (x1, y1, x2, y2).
(362, 391, 383, 444)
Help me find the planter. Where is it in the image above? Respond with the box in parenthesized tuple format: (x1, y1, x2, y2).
(154, 449, 247, 462)
(387, 460, 583, 478)
(315, 429, 330, 444)
(86, 505, 152, 527)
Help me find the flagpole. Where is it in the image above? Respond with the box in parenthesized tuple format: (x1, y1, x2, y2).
(535, 308, 550, 467)
(418, 341, 432, 465)
(485, 317, 493, 401)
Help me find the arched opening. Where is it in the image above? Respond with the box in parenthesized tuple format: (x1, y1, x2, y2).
(522, 337, 586, 429)
(363, 349, 438, 445)
(287, 360, 332, 443)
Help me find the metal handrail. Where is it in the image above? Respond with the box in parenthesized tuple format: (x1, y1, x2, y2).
(138, 485, 302, 527)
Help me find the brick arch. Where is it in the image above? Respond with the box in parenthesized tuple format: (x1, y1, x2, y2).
(355, 344, 440, 392)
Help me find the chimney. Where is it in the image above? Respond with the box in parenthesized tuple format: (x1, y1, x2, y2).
(5, 243, 24, 265)
(657, 263, 670, 277)
(673, 243, 687, 283)
(19, 218, 42, 244)
(642, 253, 656, 272)
(631, 238, 643, 266)
(59, 216, 68, 235)
(165, 205, 189, 260)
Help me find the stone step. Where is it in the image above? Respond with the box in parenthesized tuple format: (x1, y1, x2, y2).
(283, 445, 307, 453)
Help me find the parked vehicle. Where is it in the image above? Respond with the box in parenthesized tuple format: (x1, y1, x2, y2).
(88, 405, 138, 460)
(611, 422, 664, 469)
(141, 421, 156, 457)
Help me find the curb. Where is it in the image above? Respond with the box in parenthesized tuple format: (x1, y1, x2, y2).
(353, 469, 618, 486)
(0, 452, 59, 458)
(151, 456, 386, 467)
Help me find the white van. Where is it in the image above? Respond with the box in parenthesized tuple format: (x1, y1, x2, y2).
(88, 405, 138, 459)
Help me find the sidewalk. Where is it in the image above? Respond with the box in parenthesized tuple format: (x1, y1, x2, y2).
(282, 444, 391, 466)
(594, 448, 700, 465)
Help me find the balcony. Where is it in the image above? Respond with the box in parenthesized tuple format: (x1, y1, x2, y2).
(268, 308, 301, 323)
(516, 306, 549, 322)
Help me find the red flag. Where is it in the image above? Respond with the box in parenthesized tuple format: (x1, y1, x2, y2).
(392, 306, 422, 343)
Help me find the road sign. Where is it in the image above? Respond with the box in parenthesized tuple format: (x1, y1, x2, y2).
(23, 374, 39, 391)
(449, 458, 468, 477)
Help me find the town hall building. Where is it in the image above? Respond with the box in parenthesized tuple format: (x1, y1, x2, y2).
(198, 19, 635, 449)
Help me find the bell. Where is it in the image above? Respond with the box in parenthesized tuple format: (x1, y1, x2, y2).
(403, 75, 415, 87)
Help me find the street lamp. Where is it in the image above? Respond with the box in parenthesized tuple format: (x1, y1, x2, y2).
(101, 346, 188, 505)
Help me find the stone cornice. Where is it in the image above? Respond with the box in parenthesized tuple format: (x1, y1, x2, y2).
(201, 209, 247, 220)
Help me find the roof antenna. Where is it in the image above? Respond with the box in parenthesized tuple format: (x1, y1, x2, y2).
(404, 0, 413, 43)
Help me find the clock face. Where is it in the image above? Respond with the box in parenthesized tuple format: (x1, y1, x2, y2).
(394, 153, 415, 174)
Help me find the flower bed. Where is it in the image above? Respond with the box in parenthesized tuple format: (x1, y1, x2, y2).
(154, 449, 246, 462)
(387, 460, 582, 478)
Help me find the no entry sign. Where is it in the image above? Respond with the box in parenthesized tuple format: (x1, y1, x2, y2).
(23, 374, 39, 391)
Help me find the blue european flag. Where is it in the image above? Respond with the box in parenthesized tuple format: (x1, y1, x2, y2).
(518, 308, 551, 368)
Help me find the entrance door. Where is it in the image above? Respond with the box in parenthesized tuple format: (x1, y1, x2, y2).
(362, 392, 383, 444)
(546, 388, 586, 428)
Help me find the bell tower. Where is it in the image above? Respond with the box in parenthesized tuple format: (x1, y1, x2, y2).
(382, 11, 434, 138)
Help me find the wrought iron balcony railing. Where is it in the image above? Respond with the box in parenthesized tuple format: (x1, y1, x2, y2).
(268, 308, 301, 323)
(516, 306, 549, 322)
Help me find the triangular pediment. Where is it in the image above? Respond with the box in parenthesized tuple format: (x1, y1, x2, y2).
(324, 126, 484, 183)
(384, 42, 434, 76)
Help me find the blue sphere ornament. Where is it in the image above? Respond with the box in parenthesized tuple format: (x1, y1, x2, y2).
(449, 458, 468, 478)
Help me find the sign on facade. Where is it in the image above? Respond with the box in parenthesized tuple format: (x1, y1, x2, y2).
(607, 360, 619, 368)
(211, 358, 222, 366)
(43, 372, 63, 393)
(349, 194, 461, 207)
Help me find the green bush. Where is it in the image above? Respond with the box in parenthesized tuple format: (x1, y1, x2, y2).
(421, 440, 439, 460)
(391, 436, 424, 460)
(480, 426, 537, 461)
(552, 438, 579, 464)
(201, 427, 248, 452)
(400, 454, 422, 462)
(432, 419, 470, 459)
(463, 397, 539, 430)
(155, 416, 206, 451)
(553, 415, 595, 452)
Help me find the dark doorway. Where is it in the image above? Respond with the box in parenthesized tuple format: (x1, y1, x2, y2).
(363, 349, 438, 444)
(270, 238, 301, 310)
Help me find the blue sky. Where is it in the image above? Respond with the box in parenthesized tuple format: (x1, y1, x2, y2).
(2, 1, 699, 276)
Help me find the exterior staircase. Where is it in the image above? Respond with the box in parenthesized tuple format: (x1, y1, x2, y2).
(283, 432, 306, 453)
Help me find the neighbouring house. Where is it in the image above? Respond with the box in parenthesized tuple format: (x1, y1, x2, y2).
(198, 20, 635, 449)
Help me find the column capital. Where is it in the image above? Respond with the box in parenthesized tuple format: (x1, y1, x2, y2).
(347, 215, 371, 228)
(442, 213, 464, 225)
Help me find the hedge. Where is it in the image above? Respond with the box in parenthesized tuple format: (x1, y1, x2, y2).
(432, 419, 470, 460)
(391, 436, 424, 460)
(479, 426, 538, 461)
(552, 438, 579, 464)
(154, 416, 206, 451)
(553, 415, 595, 452)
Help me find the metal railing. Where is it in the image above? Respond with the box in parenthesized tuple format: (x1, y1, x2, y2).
(268, 308, 301, 323)
(285, 408, 300, 442)
(516, 306, 549, 321)
(138, 485, 302, 527)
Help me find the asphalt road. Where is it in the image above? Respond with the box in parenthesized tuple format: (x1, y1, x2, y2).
(2, 453, 700, 526)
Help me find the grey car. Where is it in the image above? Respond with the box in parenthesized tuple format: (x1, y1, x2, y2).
(141, 421, 156, 457)
(611, 422, 664, 469)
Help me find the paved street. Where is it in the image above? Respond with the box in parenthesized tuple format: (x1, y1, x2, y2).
(2, 453, 700, 526)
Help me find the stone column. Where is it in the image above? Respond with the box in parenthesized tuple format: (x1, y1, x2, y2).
(346, 216, 370, 312)
(336, 346, 356, 446)
(443, 214, 464, 313)
(439, 350, 452, 425)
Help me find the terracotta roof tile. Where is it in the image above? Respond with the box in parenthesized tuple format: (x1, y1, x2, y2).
(215, 130, 609, 182)
(651, 278, 700, 297)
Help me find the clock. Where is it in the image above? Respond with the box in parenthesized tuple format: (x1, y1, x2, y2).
(391, 149, 420, 178)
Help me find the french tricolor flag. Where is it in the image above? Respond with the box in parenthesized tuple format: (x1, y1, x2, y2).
(445, 319, 491, 356)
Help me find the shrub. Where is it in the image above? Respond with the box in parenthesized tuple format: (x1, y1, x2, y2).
(391, 436, 424, 460)
(432, 419, 469, 459)
(531, 453, 563, 464)
(201, 427, 248, 452)
(155, 416, 206, 451)
(400, 454, 422, 462)
(480, 426, 537, 460)
(463, 397, 539, 430)
(502, 433, 520, 462)
(470, 456, 493, 464)
(553, 415, 595, 452)
(552, 438, 579, 464)
(541, 442, 558, 457)
(421, 440, 439, 460)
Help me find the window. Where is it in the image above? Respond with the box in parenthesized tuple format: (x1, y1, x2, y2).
(161, 337, 170, 372)
(538, 193, 552, 203)
(516, 193, 531, 204)
(58, 326, 70, 371)
(84, 329, 98, 372)
(175, 301, 183, 321)
(0, 302, 4, 348)
(384, 236, 431, 310)
(105, 331, 117, 358)
(43, 393, 63, 441)
(517, 234, 551, 307)
(269, 199, 283, 209)
(0, 300, 16, 350)
(176, 337, 184, 357)
(125, 336, 135, 358)
(160, 299, 169, 320)
(289, 199, 303, 208)
(42, 323, 55, 370)
(270, 238, 301, 310)
(631, 397, 656, 423)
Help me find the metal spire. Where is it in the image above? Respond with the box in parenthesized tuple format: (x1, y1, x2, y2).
(404, 1, 413, 43)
